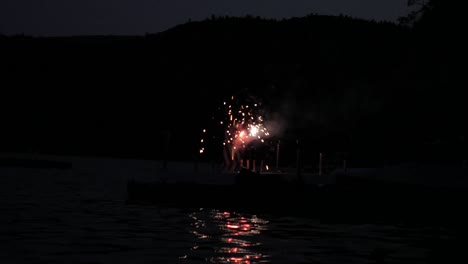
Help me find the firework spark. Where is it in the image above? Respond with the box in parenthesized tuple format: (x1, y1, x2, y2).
(199, 93, 272, 161)
(219, 95, 270, 160)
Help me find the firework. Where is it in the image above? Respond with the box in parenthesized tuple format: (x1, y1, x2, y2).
(200, 93, 271, 162)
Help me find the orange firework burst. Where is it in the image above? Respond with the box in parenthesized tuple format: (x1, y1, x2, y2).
(199, 92, 272, 161)
(221, 95, 269, 160)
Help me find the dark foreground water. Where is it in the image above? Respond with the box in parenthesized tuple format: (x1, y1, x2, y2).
(0, 163, 465, 264)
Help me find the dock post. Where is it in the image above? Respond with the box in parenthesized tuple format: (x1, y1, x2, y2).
(276, 140, 280, 170)
(319, 152, 323, 176)
(296, 139, 302, 181)
(223, 146, 230, 171)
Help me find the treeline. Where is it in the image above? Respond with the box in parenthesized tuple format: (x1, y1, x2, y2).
(0, 5, 463, 164)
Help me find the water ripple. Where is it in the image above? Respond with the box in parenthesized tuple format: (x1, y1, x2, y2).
(0, 167, 462, 263)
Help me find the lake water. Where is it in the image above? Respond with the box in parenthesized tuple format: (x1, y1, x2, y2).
(0, 157, 464, 263)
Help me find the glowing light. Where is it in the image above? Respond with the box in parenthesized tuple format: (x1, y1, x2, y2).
(229, 257, 243, 263)
(266, 165, 269, 171)
(200, 93, 273, 158)
(227, 224, 240, 229)
(249, 126, 258, 137)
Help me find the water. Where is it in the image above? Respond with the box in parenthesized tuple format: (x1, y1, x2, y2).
(0, 158, 464, 264)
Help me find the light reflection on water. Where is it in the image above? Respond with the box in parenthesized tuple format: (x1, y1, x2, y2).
(184, 209, 268, 263)
(0, 166, 464, 264)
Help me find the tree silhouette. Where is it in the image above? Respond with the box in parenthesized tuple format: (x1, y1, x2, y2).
(1, 12, 461, 164)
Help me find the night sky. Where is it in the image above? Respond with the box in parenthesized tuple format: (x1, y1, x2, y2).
(1, 0, 412, 36)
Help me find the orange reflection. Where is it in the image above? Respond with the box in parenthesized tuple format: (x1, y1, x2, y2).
(220, 210, 267, 263)
(228, 247, 238, 253)
(226, 224, 240, 229)
(229, 257, 246, 263)
(187, 209, 269, 263)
